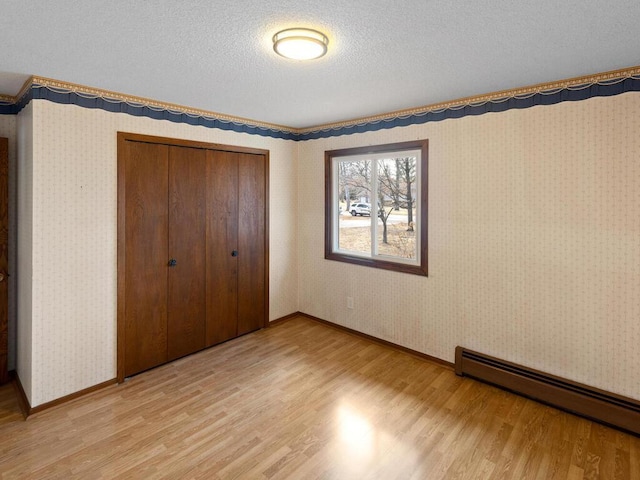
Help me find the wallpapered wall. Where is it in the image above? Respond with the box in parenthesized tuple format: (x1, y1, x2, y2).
(298, 92, 640, 401)
(14, 90, 640, 406)
(16, 103, 33, 402)
(19, 100, 298, 407)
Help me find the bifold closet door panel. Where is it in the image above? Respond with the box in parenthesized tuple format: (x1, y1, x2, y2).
(237, 153, 266, 336)
(124, 141, 169, 376)
(167, 146, 207, 360)
(205, 150, 239, 346)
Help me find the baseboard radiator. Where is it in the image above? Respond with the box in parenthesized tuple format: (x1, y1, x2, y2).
(455, 347, 640, 436)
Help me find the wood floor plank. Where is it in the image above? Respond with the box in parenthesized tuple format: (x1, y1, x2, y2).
(0, 316, 639, 479)
(630, 439, 640, 480)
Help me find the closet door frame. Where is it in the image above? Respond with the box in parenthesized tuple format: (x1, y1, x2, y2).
(117, 132, 270, 383)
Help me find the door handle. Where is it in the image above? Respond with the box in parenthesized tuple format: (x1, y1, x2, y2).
(231, 250, 238, 257)
(168, 258, 177, 267)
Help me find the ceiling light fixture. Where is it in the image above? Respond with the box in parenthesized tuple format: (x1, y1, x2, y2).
(272, 28, 329, 60)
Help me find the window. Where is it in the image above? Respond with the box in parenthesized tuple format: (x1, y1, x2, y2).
(325, 139, 428, 276)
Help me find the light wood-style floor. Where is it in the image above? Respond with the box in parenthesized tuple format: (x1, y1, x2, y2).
(0, 316, 638, 479)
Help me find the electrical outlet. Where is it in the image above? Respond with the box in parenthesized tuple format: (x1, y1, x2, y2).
(347, 297, 354, 309)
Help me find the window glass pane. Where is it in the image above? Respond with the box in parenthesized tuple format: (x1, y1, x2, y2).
(325, 139, 427, 276)
(375, 156, 417, 260)
(337, 159, 371, 255)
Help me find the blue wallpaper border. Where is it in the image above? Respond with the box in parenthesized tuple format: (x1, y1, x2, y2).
(298, 76, 640, 140)
(2, 73, 640, 141)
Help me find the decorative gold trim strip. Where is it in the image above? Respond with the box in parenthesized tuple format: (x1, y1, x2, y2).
(298, 65, 640, 134)
(14, 77, 34, 105)
(10, 75, 297, 133)
(4, 65, 640, 134)
(33, 75, 298, 132)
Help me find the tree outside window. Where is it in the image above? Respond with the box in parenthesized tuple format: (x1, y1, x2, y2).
(325, 140, 428, 276)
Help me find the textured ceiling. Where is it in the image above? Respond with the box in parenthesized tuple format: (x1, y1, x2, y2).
(1, 0, 640, 128)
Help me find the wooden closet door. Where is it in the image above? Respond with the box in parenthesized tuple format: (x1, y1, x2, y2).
(124, 141, 169, 376)
(118, 132, 269, 381)
(167, 146, 206, 360)
(205, 150, 239, 345)
(237, 153, 266, 336)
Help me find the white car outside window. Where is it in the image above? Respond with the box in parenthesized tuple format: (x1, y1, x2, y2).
(350, 203, 371, 216)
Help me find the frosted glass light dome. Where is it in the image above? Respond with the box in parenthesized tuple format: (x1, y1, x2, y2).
(273, 28, 328, 60)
